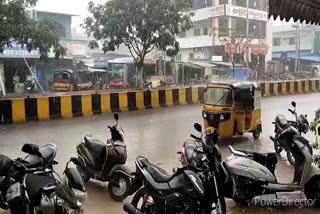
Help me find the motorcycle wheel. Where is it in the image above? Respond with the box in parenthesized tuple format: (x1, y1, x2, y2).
(305, 178, 320, 207)
(233, 195, 253, 207)
(274, 141, 283, 154)
(76, 166, 91, 183)
(287, 151, 296, 166)
(108, 174, 130, 201)
(252, 129, 261, 140)
(131, 187, 151, 212)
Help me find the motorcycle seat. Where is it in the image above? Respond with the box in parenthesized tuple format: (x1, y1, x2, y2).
(84, 136, 106, 164)
(275, 114, 289, 129)
(24, 144, 57, 168)
(140, 159, 174, 183)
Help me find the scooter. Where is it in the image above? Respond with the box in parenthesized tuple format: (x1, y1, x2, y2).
(0, 143, 58, 210)
(271, 101, 312, 165)
(125, 124, 226, 214)
(75, 113, 133, 201)
(3, 144, 87, 214)
(222, 123, 320, 207)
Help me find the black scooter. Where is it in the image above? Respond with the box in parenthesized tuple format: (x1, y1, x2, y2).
(76, 113, 133, 201)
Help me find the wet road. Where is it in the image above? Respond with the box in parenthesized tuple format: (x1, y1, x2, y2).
(1, 93, 320, 213)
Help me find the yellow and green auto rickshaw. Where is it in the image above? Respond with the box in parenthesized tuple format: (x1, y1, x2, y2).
(202, 82, 262, 139)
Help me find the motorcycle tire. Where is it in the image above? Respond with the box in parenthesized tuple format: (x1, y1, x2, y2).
(131, 187, 149, 211)
(305, 178, 320, 207)
(274, 141, 283, 154)
(287, 143, 313, 166)
(108, 173, 130, 201)
(287, 151, 296, 166)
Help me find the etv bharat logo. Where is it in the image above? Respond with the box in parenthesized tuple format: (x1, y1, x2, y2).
(254, 197, 316, 207)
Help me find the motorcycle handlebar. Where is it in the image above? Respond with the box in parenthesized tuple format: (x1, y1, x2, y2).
(288, 109, 294, 114)
(190, 134, 202, 141)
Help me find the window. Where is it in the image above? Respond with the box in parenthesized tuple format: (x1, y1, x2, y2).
(176, 54, 182, 62)
(194, 28, 201, 36)
(232, 0, 246, 7)
(218, 17, 229, 37)
(203, 27, 208, 36)
(204, 88, 233, 107)
(189, 53, 195, 60)
(273, 38, 281, 46)
(248, 20, 266, 39)
(289, 37, 296, 45)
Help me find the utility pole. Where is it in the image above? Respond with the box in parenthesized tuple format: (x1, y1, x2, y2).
(294, 21, 300, 74)
(246, 0, 250, 79)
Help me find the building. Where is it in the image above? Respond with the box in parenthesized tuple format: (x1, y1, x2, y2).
(272, 24, 320, 60)
(176, 0, 272, 68)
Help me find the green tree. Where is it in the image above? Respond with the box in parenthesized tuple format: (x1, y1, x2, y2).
(0, 0, 66, 58)
(83, 0, 193, 88)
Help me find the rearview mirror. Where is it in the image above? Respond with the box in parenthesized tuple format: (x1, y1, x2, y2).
(114, 113, 119, 121)
(291, 101, 296, 108)
(194, 123, 202, 133)
(22, 144, 41, 157)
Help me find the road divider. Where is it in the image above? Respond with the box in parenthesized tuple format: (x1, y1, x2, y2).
(0, 79, 319, 124)
(0, 87, 204, 124)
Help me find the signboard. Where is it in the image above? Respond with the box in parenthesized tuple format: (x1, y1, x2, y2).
(94, 59, 108, 68)
(210, 5, 225, 17)
(225, 5, 268, 21)
(0, 45, 40, 58)
(212, 56, 223, 62)
(225, 43, 239, 54)
(250, 44, 269, 55)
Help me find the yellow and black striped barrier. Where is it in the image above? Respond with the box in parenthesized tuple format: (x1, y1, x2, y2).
(0, 87, 205, 124)
(260, 79, 320, 97)
(1, 79, 319, 124)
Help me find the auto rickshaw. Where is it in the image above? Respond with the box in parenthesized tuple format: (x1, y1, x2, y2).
(53, 69, 75, 92)
(202, 82, 262, 139)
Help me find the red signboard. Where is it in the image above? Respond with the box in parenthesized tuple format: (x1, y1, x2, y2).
(225, 43, 239, 54)
(250, 44, 269, 55)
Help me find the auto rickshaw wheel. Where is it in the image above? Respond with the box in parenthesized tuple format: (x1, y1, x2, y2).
(253, 126, 261, 140)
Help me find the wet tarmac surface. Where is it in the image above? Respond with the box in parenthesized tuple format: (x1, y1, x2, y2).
(1, 93, 320, 213)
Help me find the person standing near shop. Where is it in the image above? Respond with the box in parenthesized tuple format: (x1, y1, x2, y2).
(13, 72, 20, 94)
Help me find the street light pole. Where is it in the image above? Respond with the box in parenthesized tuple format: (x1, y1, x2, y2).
(246, 0, 250, 79)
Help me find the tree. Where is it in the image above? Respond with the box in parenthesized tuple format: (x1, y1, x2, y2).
(0, 0, 66, 59)
(217, 28, 252, 79)
(83, 0, 193, 88)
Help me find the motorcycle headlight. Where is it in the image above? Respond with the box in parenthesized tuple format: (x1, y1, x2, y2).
(202, 111, 207, 119)
(73, 188, 87, 207)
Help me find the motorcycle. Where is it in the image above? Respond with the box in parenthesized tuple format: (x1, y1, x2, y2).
(2, 144, 87, 214)
(75, 113, 133, 201)
(0, 143, 58, 210)
(124, 124, 226, 214)
(222, 123, 320, 207)
(271, 101, 312, 165)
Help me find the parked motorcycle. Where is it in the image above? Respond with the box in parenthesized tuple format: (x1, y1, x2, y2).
(124, 124, 226, 214)
(222, 123, 320, 206)
(0, 143, 58, 210)
(271, 101, 312, 165)
(1, 144, 87, 214)
(76, 113, 133, 201)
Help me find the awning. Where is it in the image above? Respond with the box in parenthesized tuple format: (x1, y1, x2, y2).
(300, 55, 320, 62)
(269, 0, 320, 25)
(190, 61, 216, 68)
